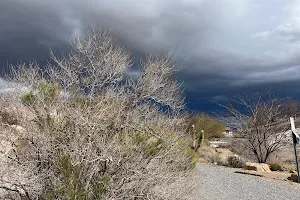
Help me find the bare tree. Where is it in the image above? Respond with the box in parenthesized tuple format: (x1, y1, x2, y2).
(220, 93, 294, 163)
(0, 29, 196, 199)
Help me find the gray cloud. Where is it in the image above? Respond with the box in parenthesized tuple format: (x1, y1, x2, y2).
(1, 0, 300, 110)
(274, 18, 300, 42)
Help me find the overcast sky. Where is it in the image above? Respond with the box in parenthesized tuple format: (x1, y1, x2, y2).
(1, 0, 300, 112)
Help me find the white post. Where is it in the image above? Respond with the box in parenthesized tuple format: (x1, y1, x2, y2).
(291, 117, 296, 131)
(290, 117, 300, 183)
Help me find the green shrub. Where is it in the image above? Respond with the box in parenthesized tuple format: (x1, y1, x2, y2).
(227, 155, 245, 168)
(212, 153, 222, 165)
(180, 140, 198, 168)
(69, 97, 91, 108)
(269, 163, 283, 171)
(6, 29, 196, 199)
(21, 92, 35, 106)
(133, 132, 149, 144)
(187, 113, 225, 151)
(118, 129, 166, 158)
(187, 113, 226, 139)
(21, 82, 60, 107)
(39, 82, 60, 98)
(33, 114, 56, 131)
(120, 129, 197, 169)
(44, 154, 108, 200)
(145, 137, 164, 157)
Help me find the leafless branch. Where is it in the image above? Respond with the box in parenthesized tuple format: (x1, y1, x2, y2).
(1, 28, 195, 199)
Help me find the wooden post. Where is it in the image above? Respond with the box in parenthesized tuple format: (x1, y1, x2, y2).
(290, 117, 300, 183)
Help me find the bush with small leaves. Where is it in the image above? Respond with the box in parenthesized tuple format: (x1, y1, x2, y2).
(1, 29, 195, 199)
(227, 155, 245, 168)
(43, 154, 108, 200)
(269, 162, 283, 171)
(20, 92, 35, 106)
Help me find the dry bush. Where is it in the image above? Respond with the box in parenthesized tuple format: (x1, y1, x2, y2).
(267, 159, 295, 172)
(220, 93, 294, 163)
(267, 152, 297, 172)
(229, 138, 256, 162)
(0, 29, 196, 199)
(197, 146, 221, 164)
(268, 162, 283, 171)
(227, 155, 245, 168)
(0, 94, 22, 125)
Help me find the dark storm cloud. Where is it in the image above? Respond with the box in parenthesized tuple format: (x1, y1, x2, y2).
(1, 0, 300, 111)
(0, 0, 77, 72)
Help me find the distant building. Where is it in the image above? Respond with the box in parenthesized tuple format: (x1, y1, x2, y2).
(225, 127, 233, 134)
(223, 127, 233, 137)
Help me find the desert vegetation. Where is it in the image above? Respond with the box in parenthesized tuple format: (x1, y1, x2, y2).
(0, 29, 197, 199)
(1, 29, 300, 200)
(221, 93, 299, 163)
(187, 113, 225, 152)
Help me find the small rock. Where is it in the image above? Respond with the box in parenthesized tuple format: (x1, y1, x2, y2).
(244, 162, 271, 172)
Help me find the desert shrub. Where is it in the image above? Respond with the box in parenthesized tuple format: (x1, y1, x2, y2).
(212, 153, 222, 165)
(267, 153, 296, 172)
(197, 146, 221, 164)
(38, 82, 60, 103)
(187, 113, 225, 139)
(43, 154, 109, 200)
(227, 155, 245, 168)
(282, 163, 296, 172)
(0, 110, 18, 125)
(233, 131, 243, 138)
(1, 29, 195, 199)
(187, 113, 225, 151)
(269, 162, 283, 171)
(221, 94, 295, 163)
(20, 92, 35, 106)
(229, 138, 256, 162)
(68, 97, 91, 108)
(267, 158, 286, 171)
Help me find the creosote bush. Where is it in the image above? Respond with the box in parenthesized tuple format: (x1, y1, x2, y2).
(227, 155, 245, 168)
(43, 154, 109, 200)
(20, 92, 35, 106)
(269, 163, 283, 171)
(197, 146, 220, 164)
(187, 113, 225, 139)
(187, 113, 225, 151)
(1, 29, 196, 199)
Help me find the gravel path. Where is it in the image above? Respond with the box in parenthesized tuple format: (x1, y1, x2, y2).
(189, 163, 300, 200)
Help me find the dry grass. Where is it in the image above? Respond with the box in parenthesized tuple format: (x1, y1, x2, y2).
(268, 158, 296, 172)
(227, 155, 245, 168)
(197, 146, 222, 164)
(266, 145, 299, 172)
